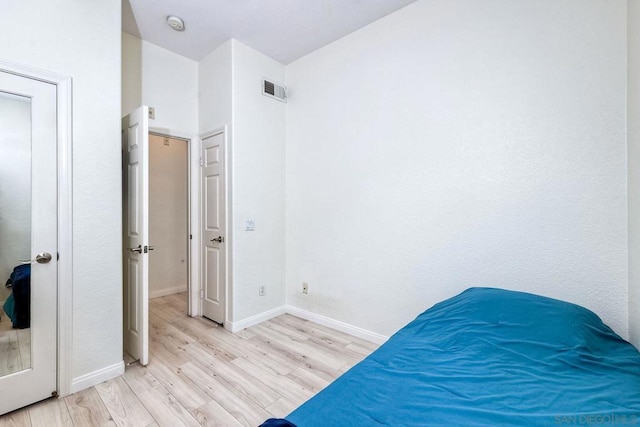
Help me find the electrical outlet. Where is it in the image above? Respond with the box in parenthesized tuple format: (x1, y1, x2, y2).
(302, 282, 308, 294)
(259, 285, 266, 296)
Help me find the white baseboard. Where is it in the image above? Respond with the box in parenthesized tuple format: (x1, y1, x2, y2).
(69, 360, 125, 394)
(284, 305, 389, 345)
(228, 304, 388, 345)
(227, 306, 287, 332)
(149, 285, 186, 299)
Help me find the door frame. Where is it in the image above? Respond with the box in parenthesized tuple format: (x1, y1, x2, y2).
(0, 59, 73, 396)
(149, 128, 198, 316)
(199, 126, 231, 327)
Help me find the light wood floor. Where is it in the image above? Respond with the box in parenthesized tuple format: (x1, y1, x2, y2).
(0, 293, 378, 426)
(0, 328, 30, 377)
(0, 309, 31, 377)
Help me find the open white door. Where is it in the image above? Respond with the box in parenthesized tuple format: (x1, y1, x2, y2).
(201, 130, 226, 324)
(0, 68, 58, 415)
(122, 106, 149, 365)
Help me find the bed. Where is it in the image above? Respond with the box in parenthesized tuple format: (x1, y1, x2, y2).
(262, 287, 640, 426)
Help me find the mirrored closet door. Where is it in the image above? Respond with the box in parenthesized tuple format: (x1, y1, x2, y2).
(0, 68, 58, 415)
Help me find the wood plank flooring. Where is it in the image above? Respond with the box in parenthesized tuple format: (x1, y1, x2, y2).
(0, 293, 378, 426)
(0, 313, 31, 377)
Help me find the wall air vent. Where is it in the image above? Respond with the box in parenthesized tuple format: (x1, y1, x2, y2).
(262, 78, 287, 103)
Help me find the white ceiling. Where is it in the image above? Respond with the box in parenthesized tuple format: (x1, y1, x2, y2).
(122, 0, 418, 64)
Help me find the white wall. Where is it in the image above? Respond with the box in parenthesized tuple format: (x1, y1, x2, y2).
(286, 0, 629, 338)
(231, 41, 286, 322)
(199, 41, 233, 134)
(149, 135, 189, 298)
(628, 0, 640, 349)
(122, 33, 198, 136)
(0, 95, 31, 302)
(198, 40, 287, 325)
(122, 32, 142, 125)
(0, 1, 122, 381)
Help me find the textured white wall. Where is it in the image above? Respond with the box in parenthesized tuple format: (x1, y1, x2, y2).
(148, 135, 189, 298)
(0, 1, 122, 379)
(231, 41, 286, 321)
(199, 41, 233, 134)
(122, 34, 198, 135)
(198, 41, 286, 324)
(0, 96, 30, 302)
(122, 33, 142, 124)
(286, 0, 629, 337)
(628, 0, 640, 349)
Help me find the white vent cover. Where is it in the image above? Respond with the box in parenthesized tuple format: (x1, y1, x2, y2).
(262, 78, 287, 103)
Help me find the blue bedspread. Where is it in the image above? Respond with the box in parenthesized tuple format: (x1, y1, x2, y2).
(284, 288, 640, 426)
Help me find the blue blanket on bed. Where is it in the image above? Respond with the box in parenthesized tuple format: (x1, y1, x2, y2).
(277, 288, 640, 426)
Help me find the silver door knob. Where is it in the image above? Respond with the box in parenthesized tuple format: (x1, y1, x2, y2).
(211, 236, 224, 243)
(20, 252, 52, 264)
(36, 253, 52, 264)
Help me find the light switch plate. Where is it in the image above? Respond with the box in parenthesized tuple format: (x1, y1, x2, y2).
(245, 219, 255, 231)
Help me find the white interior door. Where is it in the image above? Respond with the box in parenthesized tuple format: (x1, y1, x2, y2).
(0, 71, 57, 414)
(201, 131, 226, 324)
(122, 106, 149, 365)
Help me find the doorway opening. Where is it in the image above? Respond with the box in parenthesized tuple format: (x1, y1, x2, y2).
(123, 119, 229, 366)
(148, 132, 191, 316)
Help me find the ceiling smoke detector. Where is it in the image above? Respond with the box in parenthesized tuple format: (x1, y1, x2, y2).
(167, 16, 185, 32)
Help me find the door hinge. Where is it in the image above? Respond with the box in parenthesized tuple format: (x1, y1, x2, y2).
(199, 156, 204, 167)
(200, 289, 204, 299)
(190, 234, 193, 240)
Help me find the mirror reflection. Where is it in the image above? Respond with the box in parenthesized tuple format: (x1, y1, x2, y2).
(0, 91, 32, 376)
